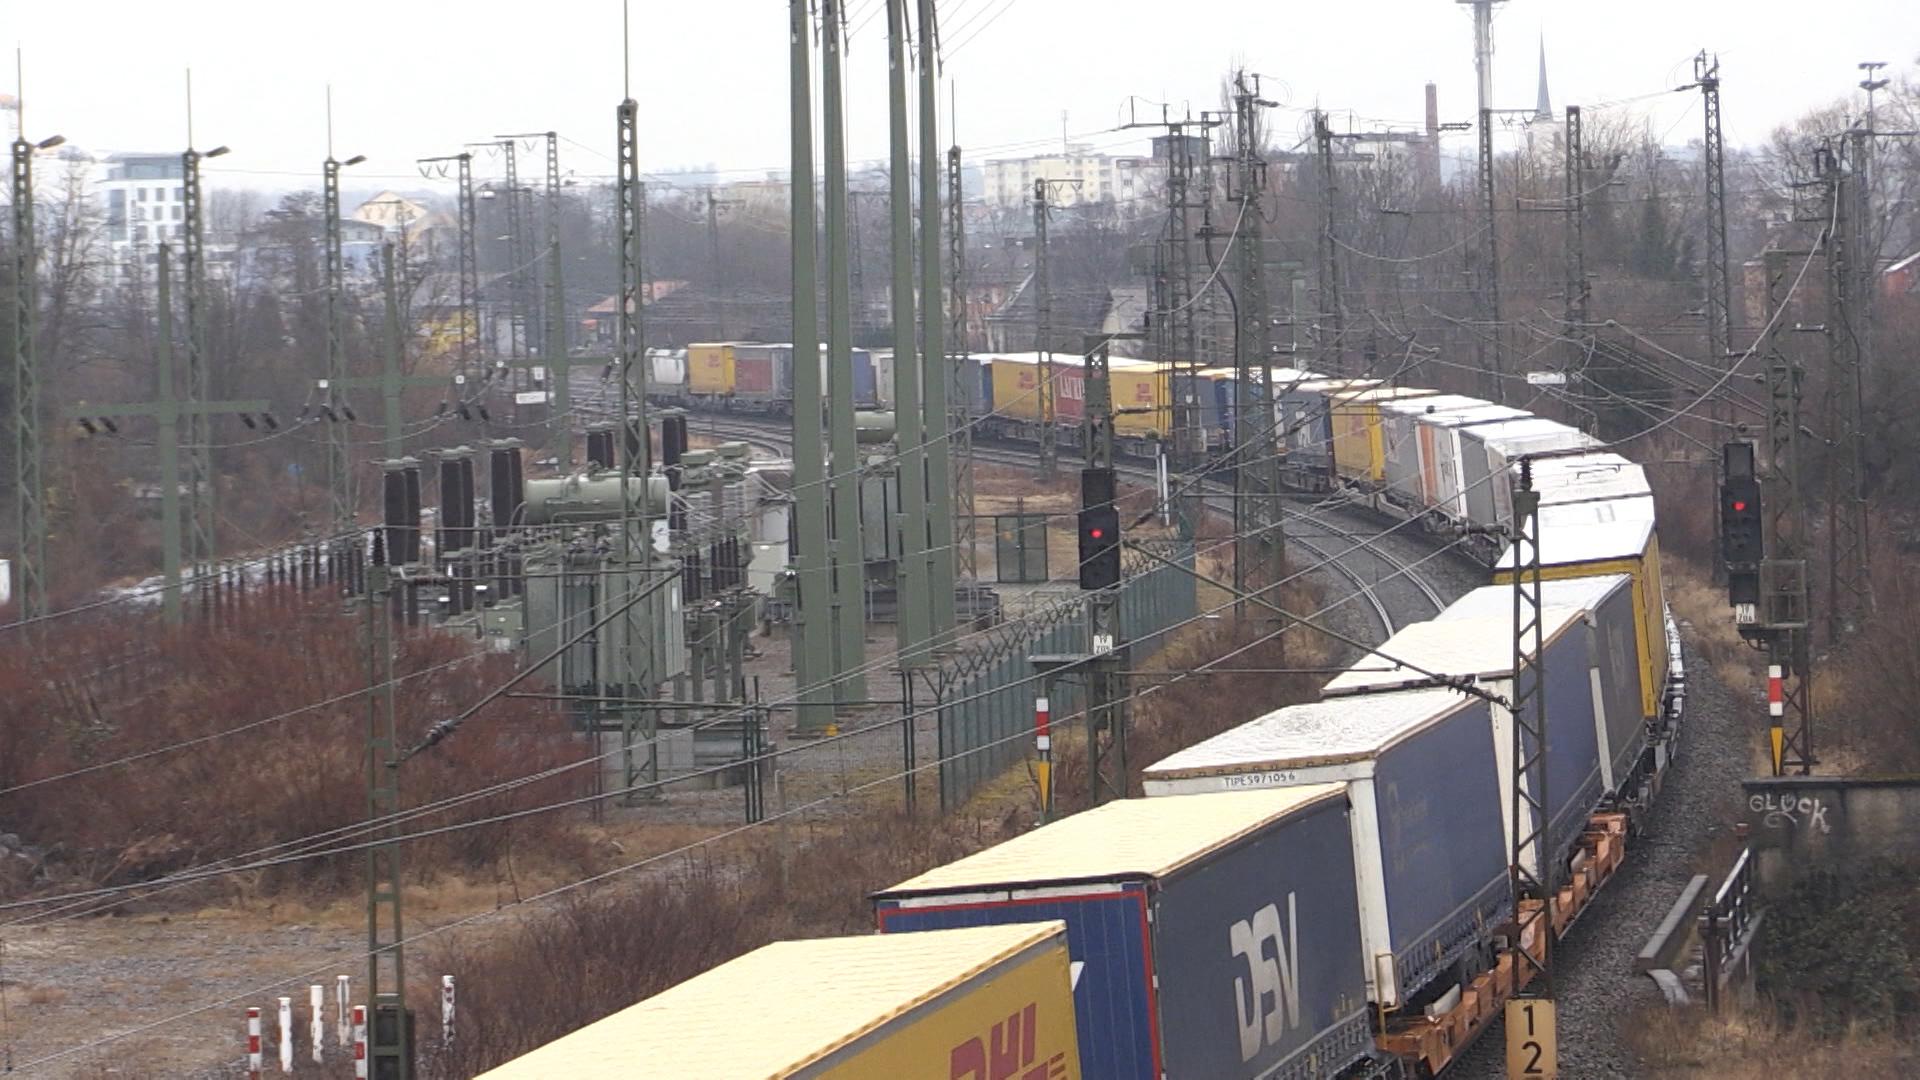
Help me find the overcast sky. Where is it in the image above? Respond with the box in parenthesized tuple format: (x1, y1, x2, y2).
(9, 0, 1918, 199)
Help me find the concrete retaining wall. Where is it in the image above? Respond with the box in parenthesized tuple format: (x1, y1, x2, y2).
(1741, 775, 1920, 886)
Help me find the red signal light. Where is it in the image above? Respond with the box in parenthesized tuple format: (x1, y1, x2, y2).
(1732, 500, 1747, 512)
(1089, 527, 1105, 539)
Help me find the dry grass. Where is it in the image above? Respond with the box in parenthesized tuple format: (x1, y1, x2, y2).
(1628, 1006, 1917, 1078)
(0, 594, 590, 904)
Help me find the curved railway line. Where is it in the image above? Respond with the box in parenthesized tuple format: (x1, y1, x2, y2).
(578, 376, 1456, 640)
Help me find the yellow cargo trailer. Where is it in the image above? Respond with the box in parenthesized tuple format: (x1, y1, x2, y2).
(687, 342, 742, 396)
(477, 922, 1083, 1079)
(1330, 386, 1438, 483)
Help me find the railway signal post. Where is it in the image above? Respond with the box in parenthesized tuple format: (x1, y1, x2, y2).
(1082, 336, 1129, 805)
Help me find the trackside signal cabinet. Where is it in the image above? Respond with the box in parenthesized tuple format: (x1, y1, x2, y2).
(874, 787, 1373, 1080)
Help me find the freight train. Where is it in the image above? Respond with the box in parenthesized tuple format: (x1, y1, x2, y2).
(645, 344, 1179, 458)
(491, 367, 1683, 1078)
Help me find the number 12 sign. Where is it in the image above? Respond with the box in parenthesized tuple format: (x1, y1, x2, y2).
(1505, 998, 1558, 1079)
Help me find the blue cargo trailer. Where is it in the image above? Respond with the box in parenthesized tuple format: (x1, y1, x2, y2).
(1144, 688, 1510, 1012)
(1434, 574, 1646, 805)
(873, 787, 1374, 1080)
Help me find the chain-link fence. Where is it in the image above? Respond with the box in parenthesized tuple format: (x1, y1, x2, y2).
(935, 542, 1196, 809)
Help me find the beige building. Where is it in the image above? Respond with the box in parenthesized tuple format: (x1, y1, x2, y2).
(981, 148, 1155, 211)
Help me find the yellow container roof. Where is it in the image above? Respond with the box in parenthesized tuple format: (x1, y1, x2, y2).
(876, 786, 1344, 896)
(476, 922, 1067, 1079)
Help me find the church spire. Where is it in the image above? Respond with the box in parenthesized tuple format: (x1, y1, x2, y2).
(1535, 34, 1553, 121)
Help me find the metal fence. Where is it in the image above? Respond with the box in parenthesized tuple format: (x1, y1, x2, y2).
(935, 542, 1196, 809)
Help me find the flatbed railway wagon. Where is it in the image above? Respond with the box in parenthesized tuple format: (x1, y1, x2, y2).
(477, 922, 1082, 1079)
(874, 787, 1374, 1080)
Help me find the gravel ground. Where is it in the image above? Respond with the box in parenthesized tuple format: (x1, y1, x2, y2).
(1448, 632, 1751, 1079)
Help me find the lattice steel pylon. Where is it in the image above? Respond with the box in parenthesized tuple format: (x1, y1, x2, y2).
(181, 138, 223, 583)
(1478, 106, 1505, 403)
(1696, 53, 1733, 414)
(1563, 106, 1590, 341)
(1817, 144, 1870, 641)
(615, 91, 660, 788)
(919, 0, 956, 641)
(1234, 73, 1285, 624)
(1509, 461, 1554, 1002)
(10, 132, 49, 619)
(1759, 247, 1814, 774)
(455, 155, 478, 374)
(497, 131, 570, 462)
(1082, 338, 1127, 805)
(415, 152, 479, 376)
(1033, 177, 1055, 479)
(363, 533, 409, 1080)
(945, 142, 974, 594)
(1313, 111, 1346, 376)
(322, 151, 360, 535)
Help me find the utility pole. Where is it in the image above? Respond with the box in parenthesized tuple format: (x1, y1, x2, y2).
(363, 531, 409, 1080)
(886, 0, 930, 658)
(67, 245, 269, 624)
(323, 121, 367, 537)
(1506, 459, 1556, 1075)
(920, 0, 957, 642)
(1312, 111, 1345, 376)
(181, 73, 229, 587)
(822, 0, 869, 704)
(944, 140, 974, 599)
(789, 0, 835, 729)
(1233, 73, 1285, 627)
(9, 77, 60, 620)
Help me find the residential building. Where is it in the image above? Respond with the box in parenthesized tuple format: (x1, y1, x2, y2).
(981, 148, 1156, 211)
(98, 152, 201, 285)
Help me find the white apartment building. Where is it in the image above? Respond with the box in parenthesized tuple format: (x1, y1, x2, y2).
(980, 148, 1155, 211)
(99, 153, 186, 278)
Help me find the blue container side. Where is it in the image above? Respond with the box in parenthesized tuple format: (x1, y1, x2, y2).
(1592, 580, 1648, 789)
(1371, 698, 1512, 999)
(1542, 625, 1606, 861)
(1150, 797, 1374, 1080)
(851, 348, 877, 405)
(876, 889, 1158, 1080)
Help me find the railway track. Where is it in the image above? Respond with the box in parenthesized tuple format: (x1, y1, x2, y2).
(577, 379, 1452, 640)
